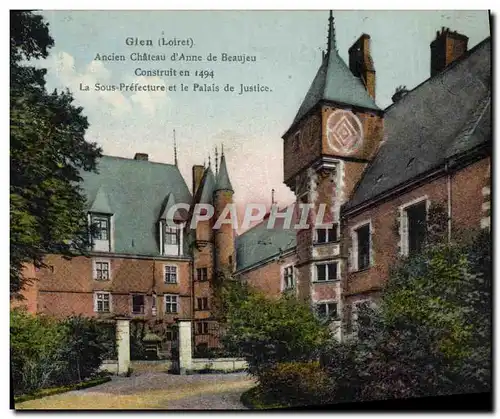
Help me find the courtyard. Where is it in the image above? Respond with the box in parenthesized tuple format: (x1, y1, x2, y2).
(16, 372, 255, 410)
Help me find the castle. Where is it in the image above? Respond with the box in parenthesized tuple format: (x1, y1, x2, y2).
(18, 14, 491, 346)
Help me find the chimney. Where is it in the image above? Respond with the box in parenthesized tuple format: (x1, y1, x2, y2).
(391, 85, 409, 103)
(430, 27, 468, 77)
(348, 34, 376, 100)
(192, 165, 205, 196)
(134, 153, 149, 161)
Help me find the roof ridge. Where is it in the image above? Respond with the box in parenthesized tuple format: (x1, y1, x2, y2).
(384, 36, 491, 113)
(101, 154, 177, 167)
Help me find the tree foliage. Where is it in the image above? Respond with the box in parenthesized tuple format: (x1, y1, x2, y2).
(10, 309, 112, 395)
(321, 229, 491, 403)
(10, 10, 102, 297)
(221, 279, 330, 377)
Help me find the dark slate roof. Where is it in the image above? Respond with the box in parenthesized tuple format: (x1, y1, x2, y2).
(235, 209, 297, 272)
(80, 155, 192, 256)
(198, 166, 216, 205)
(292, 18, 379, 126)
(215, 154, 233, 192)
(89, 186, 112, 214)
(346, 37, 491, 211)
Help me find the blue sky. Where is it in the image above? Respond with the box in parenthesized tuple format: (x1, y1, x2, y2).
(40, 10, 490, 216)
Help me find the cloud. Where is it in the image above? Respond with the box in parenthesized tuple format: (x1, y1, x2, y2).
(47, 51, 169, 117)
(129, 75, 169, 117)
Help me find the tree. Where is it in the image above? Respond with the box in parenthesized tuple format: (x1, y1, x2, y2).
(10, 11, 102, 297)
(221, 280, 330, 376)
(321, 229, 491, 403)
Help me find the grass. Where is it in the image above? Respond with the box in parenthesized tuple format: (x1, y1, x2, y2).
(14, 376, 112, 404)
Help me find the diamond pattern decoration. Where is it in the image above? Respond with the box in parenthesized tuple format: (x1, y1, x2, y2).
(326, 110, 364, 155)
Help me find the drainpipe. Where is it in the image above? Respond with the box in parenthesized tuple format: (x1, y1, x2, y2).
(446, 162, 452, 242)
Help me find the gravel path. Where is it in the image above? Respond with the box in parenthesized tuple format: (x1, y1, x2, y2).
(16, 372, 255, 410)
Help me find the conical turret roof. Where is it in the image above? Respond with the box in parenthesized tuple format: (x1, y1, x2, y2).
(215, 153, 233, 192)
(199, 165, 217, 204)
(292, 12, 380, 125)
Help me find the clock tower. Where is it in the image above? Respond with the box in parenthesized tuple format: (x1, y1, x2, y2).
(282, 12, 384, 319)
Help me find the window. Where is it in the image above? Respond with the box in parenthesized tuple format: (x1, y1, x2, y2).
(164, 265, 178, 283)
(166, 328, 178, 341)
(94, 260, 110, 280)
(151, 294, 157, 316)
(315, 224, 339, 244)
(165, 226, 180, 245)
(165, 294, 178, 314)
(91, 215, 110, 241)
(197, 267, 208, 282)
(90, 213, 112, 252)
(356, 224, 371, 270)
(316, 302, 338, 320)
(283, 266, 295, 289)
(316, 262, 338, 281)
(132, 294, 145, 314)
(161, 221, 184, 256)
(407, 202, 427, 255)
(94, 292, 111, 313)
(196, 322, 209, 335)
(197, 297, 209, 311)
(401, 200, 428, 256)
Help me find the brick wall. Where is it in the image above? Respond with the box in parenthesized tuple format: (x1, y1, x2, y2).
(30, 254, 192, 319)
(343, 157, 490, 303)
(283, 113, 322, 184)
(239, 252, 297, 298)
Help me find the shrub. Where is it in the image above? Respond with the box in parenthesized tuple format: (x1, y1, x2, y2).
(320, 229, 491, 403)
(258, 361, 331, 407)
(130, 320, 147, 360)
(222, 281, 330, 377)
(10, 308, 67, 394)
(11, 309, 112, 395)
(56, 316, 112, 384)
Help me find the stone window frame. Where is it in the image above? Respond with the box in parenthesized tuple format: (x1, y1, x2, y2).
(314, 223, 340, 244)
(313, 260, 340, 282)
(93, 258, 111, 281)
(350, 219, 373, 272)
(164, 294, 179, 314)
(94, 291, 112, 313)
(281, 264, 296, 291)
(196, 297, 209, 311)
(196, 267, 208, 282)
(398, 196, 430, 257)
(159, 220, 185, 257)
(131, 293, 146, 315)
(163, 264, 178, 284)
(89, 212, 114, 252)
(315, 299, 339, 321)
(195, 321, 209, 335)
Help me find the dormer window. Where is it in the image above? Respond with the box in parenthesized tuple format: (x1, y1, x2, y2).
(165, 226, 179, 245)
(94, 216, 109, 240)
(160, 221, 184, 256)
(90, 213, 112, 252)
